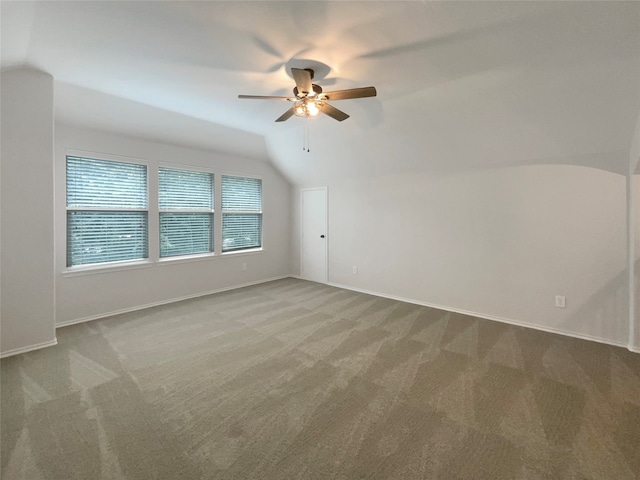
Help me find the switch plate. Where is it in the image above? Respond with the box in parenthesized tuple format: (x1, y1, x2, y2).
(242, 263, 247, 271)
(555, 295, 566, 308)
(352, 266, 358, 274)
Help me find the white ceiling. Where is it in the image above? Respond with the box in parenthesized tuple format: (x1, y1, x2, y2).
(2, 1, 639, 183)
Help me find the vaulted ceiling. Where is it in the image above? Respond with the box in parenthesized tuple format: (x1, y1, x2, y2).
(2, 1, 639, 184)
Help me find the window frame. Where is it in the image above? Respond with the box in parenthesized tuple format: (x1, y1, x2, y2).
(220, 173, 263, 255)
(158, 164, 215, 261)
(65, 153, 151, 271)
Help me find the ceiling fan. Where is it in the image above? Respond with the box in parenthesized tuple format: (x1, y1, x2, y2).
(238, 68, 377, 122)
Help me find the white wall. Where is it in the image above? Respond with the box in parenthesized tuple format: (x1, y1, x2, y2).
(54, 124, 291, 325)
(1, 68, 56, 355)
(294, 163, 630, 346)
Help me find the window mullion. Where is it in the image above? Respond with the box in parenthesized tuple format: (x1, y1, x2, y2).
(221, 210, 262, 215)
(67, 207, 148, 212)
(159, 209, 214, 214)
(148, 162, 159, 262)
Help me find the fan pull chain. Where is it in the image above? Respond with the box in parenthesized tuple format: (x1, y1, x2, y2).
(302, 119, 310, 153)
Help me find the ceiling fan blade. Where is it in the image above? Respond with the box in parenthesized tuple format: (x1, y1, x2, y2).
(238, 95, 294, 101)
(317, 102, 350, 122)
(322, 86, 377, 101)
(275, 107, 295, 122)
(291, 68, 312, 95)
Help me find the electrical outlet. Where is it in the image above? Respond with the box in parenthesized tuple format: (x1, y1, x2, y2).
(242, 263, 247, 271)
(555, 295, 566, 308)
(352, 266, 358, 274)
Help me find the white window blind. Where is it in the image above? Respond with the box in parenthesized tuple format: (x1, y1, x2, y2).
(159, 167, 214, 258)
(66, 156, 148, 267)
(221, 175, 262, 252)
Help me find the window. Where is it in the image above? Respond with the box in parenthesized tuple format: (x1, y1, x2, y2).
(66, 156, 148, 267)
(159, 167, 214, 257)
(66, 156, 263, 269)
(221, 175, 262, 252)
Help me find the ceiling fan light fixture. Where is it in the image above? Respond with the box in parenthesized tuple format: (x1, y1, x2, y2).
(294, 98, 320, 117)
(294, 100, 306, 117)
(307, 100, 320, 116)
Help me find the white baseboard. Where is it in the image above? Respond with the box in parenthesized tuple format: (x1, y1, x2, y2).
(327, 281, 632, 351)
(0, 338, 58, 359)
(56, 275, 290, 328)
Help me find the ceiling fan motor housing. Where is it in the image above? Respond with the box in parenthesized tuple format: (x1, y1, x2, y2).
(294, 84, 323, 98)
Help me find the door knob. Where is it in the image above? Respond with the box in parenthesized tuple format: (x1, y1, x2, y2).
(320, 235, 325, 238)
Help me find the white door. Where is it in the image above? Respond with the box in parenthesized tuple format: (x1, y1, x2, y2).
(301, 187, 327, 283)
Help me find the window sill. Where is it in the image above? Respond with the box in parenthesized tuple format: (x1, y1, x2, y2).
(62, 259, 153, 277)
(157, 252, 217, 266)
(61, 249, 263, 277)
(220, 248, 264, 257)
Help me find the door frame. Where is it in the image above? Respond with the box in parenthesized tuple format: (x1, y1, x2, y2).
(300, 186, 328, 283)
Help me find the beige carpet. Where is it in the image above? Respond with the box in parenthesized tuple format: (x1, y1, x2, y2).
(2, 278, 639, 479)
